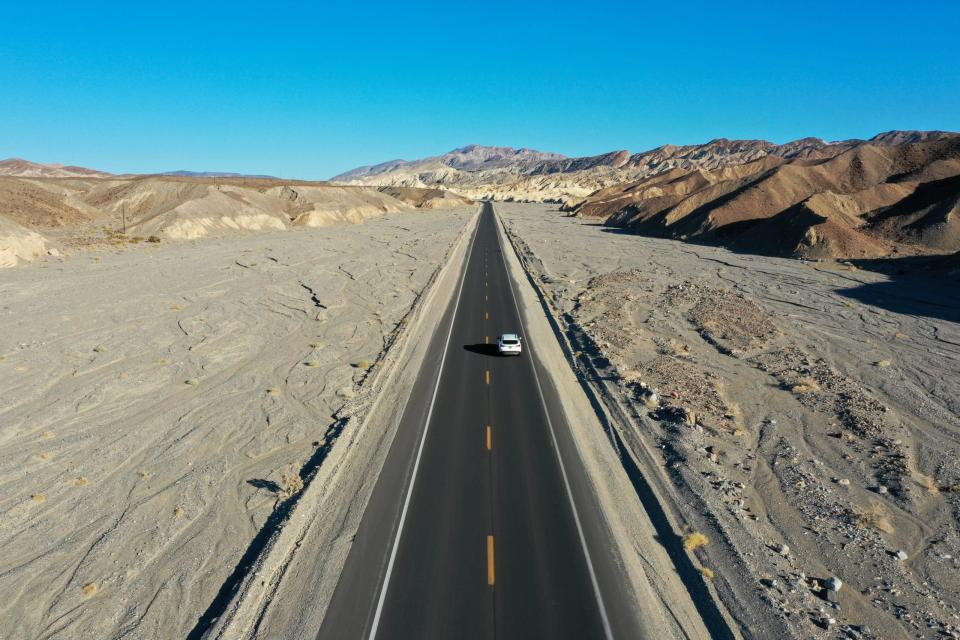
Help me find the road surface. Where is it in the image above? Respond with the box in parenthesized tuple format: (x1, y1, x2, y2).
(318, 203, 640, 639)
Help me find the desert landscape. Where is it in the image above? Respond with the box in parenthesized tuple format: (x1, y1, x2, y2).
(2, 129, 960, 640)
(336, 132, 960, 637)
(0, 166, 477, 637)
(4, 2, 958, 636)
(497, 202, 960, 638)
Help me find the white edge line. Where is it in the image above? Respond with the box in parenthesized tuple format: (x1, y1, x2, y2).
(367, 208, 479, 640)
(495, 206, 615, 640)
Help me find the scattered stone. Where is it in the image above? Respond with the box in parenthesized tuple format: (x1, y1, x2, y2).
(894, 549, 909, 561)
(776, 543, 791, 557)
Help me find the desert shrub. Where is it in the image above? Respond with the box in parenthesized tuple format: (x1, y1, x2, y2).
(854, 502, 894, 533)
(278, 464, 304, 501)
(683, 532, 710, 551)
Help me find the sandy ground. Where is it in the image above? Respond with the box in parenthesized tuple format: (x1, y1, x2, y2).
(498, 203, 960, 639)
(0, 208, 473, 639)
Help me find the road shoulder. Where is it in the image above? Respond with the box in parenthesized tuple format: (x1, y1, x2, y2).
(495, 206, 726, 640)
(206, 208, 481, 639)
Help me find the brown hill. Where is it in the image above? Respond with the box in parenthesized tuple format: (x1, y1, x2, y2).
(0, 174, 473, 261)
(0, 158, 112, 178)
(333, 132, 959, 205)
(568, 136, 960, 260)
(376, 186, 474, 209)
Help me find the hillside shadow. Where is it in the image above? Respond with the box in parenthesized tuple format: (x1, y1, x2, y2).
(591, 214, 960, 323)
(838, 255, 960, 323)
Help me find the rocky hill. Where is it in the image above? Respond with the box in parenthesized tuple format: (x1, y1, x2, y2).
(568, 135, 960, 260)
(333, 132, 958, 205)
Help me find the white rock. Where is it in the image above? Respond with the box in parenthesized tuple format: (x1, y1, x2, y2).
(895, 549, 908, 561)
(826, 576, 842, 592)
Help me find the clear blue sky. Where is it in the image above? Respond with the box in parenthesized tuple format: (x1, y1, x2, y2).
(2, 1, 958, 179)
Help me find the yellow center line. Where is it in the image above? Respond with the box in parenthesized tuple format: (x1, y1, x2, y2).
(485, 335, 489, 344)
(485, 370, 490, 385)
(485, 295, 488, 302)
(485, 312, 489, 320)
(486, 425, 492, 450)
(487, 535, 495, 586)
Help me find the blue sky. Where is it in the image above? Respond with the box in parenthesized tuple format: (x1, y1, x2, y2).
(1, 1, 958, 178)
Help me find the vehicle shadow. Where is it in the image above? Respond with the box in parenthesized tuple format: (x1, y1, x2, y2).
(463, 343, 503, 357)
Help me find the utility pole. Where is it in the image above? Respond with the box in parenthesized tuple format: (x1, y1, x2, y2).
(122, 204, 126, 234)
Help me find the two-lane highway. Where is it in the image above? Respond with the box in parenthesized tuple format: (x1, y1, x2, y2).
(318, 203, 635, 639)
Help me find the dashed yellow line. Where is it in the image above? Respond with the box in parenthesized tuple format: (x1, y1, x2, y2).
(486, 425, 492, 450)
(485, 335, 489, 344)
(485, 370, 490, 385)
(487, 535, 495, 585)
(485, 312, 489, 320)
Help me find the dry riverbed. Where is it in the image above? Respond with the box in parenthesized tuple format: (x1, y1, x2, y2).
(498, 203, 960, 640)
(0, 208, 472, 639)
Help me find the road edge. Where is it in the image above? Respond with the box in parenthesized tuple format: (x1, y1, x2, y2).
(205, 206, 481, 639)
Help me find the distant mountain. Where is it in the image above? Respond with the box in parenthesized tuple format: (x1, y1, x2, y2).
(0, 158, 112, 178)
(334, 144, 568, 181)
(158, 170, 280, 179)
(331, 132, 960, 204)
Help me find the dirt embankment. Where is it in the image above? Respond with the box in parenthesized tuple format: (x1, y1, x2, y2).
(499, 203, 960, 640)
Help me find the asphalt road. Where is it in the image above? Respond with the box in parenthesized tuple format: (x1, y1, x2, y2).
(318, 203, 638, 639)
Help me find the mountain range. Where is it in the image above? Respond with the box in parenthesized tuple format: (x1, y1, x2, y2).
(333, 131, 960, 262)
(5, 129, 959, 262)
(0, 159, 280, 180)
(332, 132, 957, 204)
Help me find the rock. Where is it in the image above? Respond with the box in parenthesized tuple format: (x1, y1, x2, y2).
(876, 485, 888, 494)
(894, 549, 908, 561)
(776, 544, 790, 557)
(827, 577, 843, 592)
(836, 478, 850, 486)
